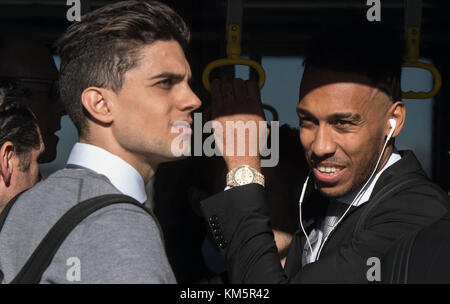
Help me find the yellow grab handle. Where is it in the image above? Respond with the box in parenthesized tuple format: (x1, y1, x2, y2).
(402, 26, 442, 99)
(202, 57, 266, 91)
(202, 23, 266, 91)
(402, 61, 442, 99)
(227, 24, 242, 60)
(405, 26, 420, 62)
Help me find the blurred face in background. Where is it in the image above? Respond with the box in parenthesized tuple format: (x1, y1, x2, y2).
(0, 33, 65, 163)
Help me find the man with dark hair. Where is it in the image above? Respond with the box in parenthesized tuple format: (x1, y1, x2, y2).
(0, 32, 65, 163)
(0, 85, 44, 212)
(0, 0, 200, 283)
(200, 24, 450, 283)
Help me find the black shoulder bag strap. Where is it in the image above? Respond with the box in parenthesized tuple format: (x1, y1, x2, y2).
(10, 194, 152, 284)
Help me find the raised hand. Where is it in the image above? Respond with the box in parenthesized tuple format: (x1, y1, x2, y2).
(210, 78, 267, 172)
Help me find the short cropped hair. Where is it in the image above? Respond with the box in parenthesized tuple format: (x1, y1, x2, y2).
(0, 83, 41, 171)
(304, 23, 404, 102)
(55, 0, 191, 136)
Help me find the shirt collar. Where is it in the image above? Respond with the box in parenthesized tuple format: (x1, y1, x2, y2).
(335, 148, 401, 206)
(67, 143, 147, 203)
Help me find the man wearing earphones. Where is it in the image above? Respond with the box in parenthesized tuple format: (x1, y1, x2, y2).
(200, 24, 450, 283)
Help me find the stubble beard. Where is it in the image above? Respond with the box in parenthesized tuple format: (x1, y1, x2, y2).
(316, 140, 385, 199)
(339, 138, 385, 199)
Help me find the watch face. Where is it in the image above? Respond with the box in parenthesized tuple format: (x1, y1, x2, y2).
(234, 167, 255, 185)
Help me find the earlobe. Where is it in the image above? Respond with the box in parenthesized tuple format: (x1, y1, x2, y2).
(0, 142, 14, 186)
(81, 87, 114, 124)
(388, 101, 406, 138)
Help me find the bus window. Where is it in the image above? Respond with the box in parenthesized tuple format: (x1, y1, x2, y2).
(397, 58, 435, 177)
(237, 57, 304, 127)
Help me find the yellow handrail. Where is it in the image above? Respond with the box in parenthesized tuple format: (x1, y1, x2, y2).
(402, 26, 442, 99)
(202, 24, 266, 91)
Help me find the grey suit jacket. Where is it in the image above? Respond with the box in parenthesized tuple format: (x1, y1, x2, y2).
(0, 167, 176, 284)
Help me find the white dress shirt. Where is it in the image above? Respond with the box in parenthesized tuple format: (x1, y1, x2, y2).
(302, 149, 401, 265)
(66, 143, 147, 203)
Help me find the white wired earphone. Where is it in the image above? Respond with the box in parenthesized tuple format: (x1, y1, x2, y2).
(298, 118, 397, 260)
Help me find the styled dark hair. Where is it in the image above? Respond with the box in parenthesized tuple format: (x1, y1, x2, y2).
(0, 83, 41, 171)
(304, 23, 404, 102)
(55, 0, 191, 136)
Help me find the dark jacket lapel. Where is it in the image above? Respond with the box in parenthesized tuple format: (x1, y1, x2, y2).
(372, 150, 428, 197)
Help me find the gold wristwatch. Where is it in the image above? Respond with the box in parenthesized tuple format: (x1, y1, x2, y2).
(226, 165, 265, 187)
